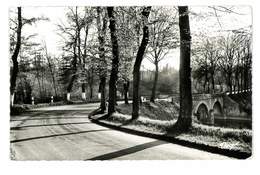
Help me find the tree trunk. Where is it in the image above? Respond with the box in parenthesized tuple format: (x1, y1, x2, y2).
(99, 76, 106, 112)
(204, 75, 210, 93)
(241, 58, 244, 91)
(34, 54, 43, 98)
(107, 7, 120, 115)
(10, 7, 22, 106)
(67, 40, 77, 101)
(203, 76, 207, 93)
(81, 83, 86, 101)
(66, 74, 76, 101)
(123, 80, 130, 104)
(96, 7, 107, 111)
(132, 7, 151, 119)
(211, 72, 215, 93)
(44, 44, 58, 97)
(175, 6, 192, 131)
(75, 7, 82, 65)
(150, 60, 159, 102)
(227, 72, 232, 93)
(89, 83, 93, 99)
(90, 69, 94, 99)
(243, 56, 248, 90)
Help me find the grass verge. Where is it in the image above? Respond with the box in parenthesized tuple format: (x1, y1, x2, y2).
(91, 101, 252, 156)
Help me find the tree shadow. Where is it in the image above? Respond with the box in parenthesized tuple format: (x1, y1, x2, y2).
(10, 109, 92, 128)
(88, 108, 106, 119)
(10, 121, 92, 130)
(119, 118, 136, 126)
(10, 128, 110, 143)
(165, 120, 191, 137)
(87, 140, 166, 160)
(11, 117, 89, 122)
(11, 109, 93, 118)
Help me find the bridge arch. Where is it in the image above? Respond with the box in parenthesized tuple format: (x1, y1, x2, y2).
(213, 101, 223, 118)
(195, 103, 209, 122)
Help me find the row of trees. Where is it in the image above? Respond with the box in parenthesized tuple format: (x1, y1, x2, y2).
(192, 26, 252, 94)
(54, 7, 181, 114)
(9, 8, 56, 105)
(10, 6, 251, 130)
(10, 6, 193, 130)
(9, 7, 181, 105)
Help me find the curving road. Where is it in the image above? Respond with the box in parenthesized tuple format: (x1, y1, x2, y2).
(10, 103, 231, 160)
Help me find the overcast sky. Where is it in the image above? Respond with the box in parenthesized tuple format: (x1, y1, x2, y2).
(10, 6, 252, 70)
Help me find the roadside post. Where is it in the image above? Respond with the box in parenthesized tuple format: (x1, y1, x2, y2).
(31, 97, 34, 105)
(51, 96, 54, 104)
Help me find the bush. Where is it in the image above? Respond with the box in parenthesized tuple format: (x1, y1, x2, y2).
(10, 105, 30, 115)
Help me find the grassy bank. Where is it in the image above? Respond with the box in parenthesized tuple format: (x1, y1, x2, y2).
(96, 101, 252, 154)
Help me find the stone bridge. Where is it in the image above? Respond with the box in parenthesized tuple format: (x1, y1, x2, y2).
(192, 93, 224, 125)
(165, 89, 252, 126)
(160, 93, 226, 125)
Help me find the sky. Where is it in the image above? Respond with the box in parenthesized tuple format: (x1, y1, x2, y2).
(9, 6, 252, 70)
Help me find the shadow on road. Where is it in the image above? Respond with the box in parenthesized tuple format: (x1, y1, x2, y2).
(11, 117, 89, 122)
(10, 109, 92, 128)
(87, 140, 166, 160)
(11, 109, 93, 118)
(10, 128, 110, 143)
(10, 121, 92, 130)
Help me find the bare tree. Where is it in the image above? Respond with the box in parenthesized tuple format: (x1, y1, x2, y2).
(57, 7, 93, 101)
(218, 33, 240, 92)
(147, 7, 178, 102)
(132, 7, 152, 119)
(192, 37, 220, 93)
(10, 7, 22, 106)
(42, 41, 58, 97)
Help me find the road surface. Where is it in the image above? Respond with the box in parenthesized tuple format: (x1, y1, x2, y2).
(10, 103, 231, 160)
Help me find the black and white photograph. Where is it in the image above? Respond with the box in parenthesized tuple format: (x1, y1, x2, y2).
(8, 3, 254, 162)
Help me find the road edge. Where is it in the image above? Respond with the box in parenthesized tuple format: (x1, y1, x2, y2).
(89, 117, 251, 159)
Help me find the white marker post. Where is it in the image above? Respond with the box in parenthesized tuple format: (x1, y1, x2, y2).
(82, 92, 86, 101)
(51, 96, 54, 104)
(31, 97, 34, 105)
(98, 92, 101, 99)
(11, 94, 15, 106)
(67, 93, 70, 101)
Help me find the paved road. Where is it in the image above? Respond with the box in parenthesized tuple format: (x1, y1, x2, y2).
(10, 103, 231, 160)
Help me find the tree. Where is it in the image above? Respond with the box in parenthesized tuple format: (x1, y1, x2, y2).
(192, 37, 220, 93)
(147, 7, 178, 102)
(132, 7, 152, 119)
(81, 7, 96, 100)
(10, 7, 22, 106)
(10, 7, 49, 105)
(218, 33, 240, 92)
(57, 7, 93, 101)
(57, 9, 78, 101)
(116, 7, 139, 104)
(174, 6, 192, 131)
(96, 7, 108, 112)
(42, 41, 58, 97)
(107, 7, 120, 115)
